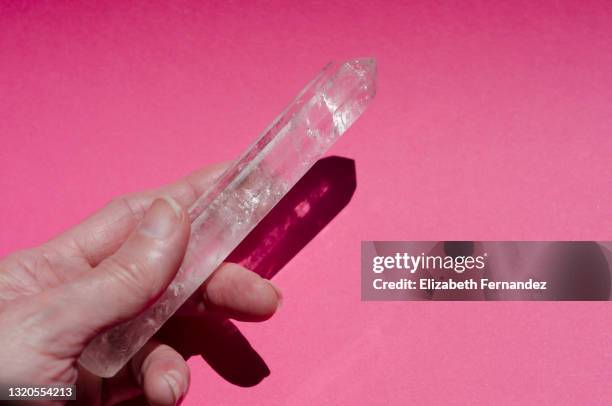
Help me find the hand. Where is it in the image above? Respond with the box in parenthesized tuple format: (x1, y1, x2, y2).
(0, 162, 282, 405)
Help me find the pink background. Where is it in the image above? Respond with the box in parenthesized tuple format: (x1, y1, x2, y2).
(1, 1, 611, 404)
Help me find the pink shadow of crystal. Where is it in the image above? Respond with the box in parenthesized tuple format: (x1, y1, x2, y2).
(227, 155, 357, 279)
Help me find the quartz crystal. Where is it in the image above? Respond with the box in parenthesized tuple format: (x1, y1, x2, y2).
(79, 58, 377, 377)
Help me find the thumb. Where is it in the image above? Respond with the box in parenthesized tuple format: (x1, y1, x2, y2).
(59, 196, 190, 342)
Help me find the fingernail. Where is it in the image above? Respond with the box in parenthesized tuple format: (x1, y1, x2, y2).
(163, 370, 183, 405)
(268, 280, 283, 309)
(140, 197, 182, 239)
(161, 195, 182, 217)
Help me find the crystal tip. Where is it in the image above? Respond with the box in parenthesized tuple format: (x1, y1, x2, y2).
(344, 57, 377, 78)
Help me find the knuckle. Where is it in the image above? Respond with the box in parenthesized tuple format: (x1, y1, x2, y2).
(107, 195, 145, 222)
(104, 196, 127, 212)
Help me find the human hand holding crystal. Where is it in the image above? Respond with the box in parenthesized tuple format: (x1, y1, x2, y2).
(0, 163, 282, 405)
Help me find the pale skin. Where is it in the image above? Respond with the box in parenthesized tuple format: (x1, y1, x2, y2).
(0, 162, 282, 405)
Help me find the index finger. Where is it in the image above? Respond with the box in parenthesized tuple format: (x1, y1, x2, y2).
(50, 161, 231, 267)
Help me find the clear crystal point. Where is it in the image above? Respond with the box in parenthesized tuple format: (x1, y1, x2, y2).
(79, 58, 377, 377)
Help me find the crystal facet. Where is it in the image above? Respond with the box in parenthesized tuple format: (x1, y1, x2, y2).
(79, 58, 377, 377)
